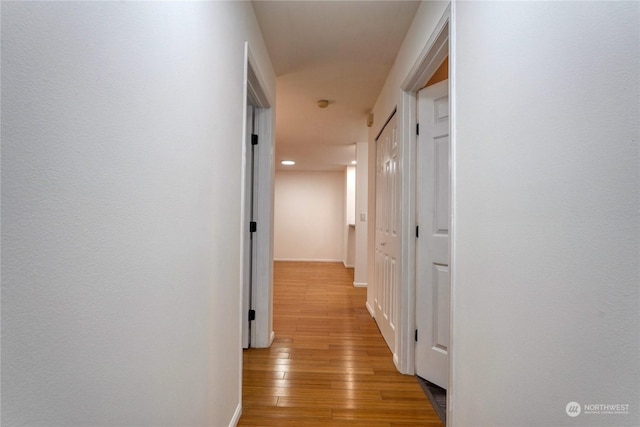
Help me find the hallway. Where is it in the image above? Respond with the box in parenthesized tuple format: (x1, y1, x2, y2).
(238, 262, 443, 426)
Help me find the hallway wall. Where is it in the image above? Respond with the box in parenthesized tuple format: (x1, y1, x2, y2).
(451, 2, 639, 426)
(353, 141, 369, 287)
(274, 170, 345, 262)
(1, 2, 275, 426)
(367, 1, 638, 426)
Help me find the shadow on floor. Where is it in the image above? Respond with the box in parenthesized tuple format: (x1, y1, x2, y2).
(417, 376, 446, 425)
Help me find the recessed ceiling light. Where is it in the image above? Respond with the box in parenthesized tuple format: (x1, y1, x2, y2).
(281, 160, 295, 166)
(351, 160, 357, 165)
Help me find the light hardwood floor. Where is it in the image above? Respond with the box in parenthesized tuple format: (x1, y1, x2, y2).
(238, 262, 443, 427)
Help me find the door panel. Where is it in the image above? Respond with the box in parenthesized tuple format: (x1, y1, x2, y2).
(374, 112, 399, 352)
(433, 263, 450, 352)
(416, 80, 450, 389)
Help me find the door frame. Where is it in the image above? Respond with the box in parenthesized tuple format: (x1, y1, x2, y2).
(395, 5, 451, 375)
(241, 42, 275, 349)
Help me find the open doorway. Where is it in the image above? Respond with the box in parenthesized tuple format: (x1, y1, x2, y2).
(390, 5, 450, 425)
(415, 67, 449, 424)
(241, 43, 275, 349)
(409, 16, 450, 427)
(242, 100, 258, 348)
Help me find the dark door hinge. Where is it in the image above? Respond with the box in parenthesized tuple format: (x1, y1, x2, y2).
(251, 134, 258, 146)
(415, 329, 418, 342)
(416, 123, 419, 135)
(416, 225, 419, 238)
(248, 309, 256, 321)
(250, 221, 257, 233)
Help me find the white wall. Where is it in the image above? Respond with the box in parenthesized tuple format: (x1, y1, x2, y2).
(1, 2, 275, 426)
(344, 225, 356, 268)
(343, 166, 356, 267)
(354, 141, 369, 287)
(274, 171, 345, 262)
(451, 2, 639, 426)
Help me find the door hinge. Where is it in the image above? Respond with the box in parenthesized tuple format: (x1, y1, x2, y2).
(415, 329, 418, 342)
(250, 221, 257, 233)
(251, 134, 258, 146)
(248, 309, 256, 321)
(416, 225, 419, 238)
(416, 123, 419, 135)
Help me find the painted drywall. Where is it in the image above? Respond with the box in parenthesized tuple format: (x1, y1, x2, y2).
(274, 171, 345, 262)
(366, 0, 450, 317)
(343, 166, 356, 267)
(1, 2, 275, 426)
(344, 225, 356, 268)
(451, 2, 639, 426)
(345, 166, 356, 226)
(354, 141, 369, 287)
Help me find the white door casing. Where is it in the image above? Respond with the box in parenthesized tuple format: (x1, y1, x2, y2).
(374, 112, 400, 353)
(242, 103, 260, 349)
(242, 103, 254, 349)
(415, 79, 450, 389)
(242, 43, 275, 349)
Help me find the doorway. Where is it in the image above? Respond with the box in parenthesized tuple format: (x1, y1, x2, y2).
(414, 76, 450, 425)
(400, 10, 450, 426)
(243, 101, 259, 348)
(415, 77, 450, 388)
(241, 43, 275, 349)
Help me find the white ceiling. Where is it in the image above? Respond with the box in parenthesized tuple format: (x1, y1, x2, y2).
(252, 1, 420, 171)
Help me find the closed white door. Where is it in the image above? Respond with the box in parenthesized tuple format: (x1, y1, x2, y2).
(415, 80, 450, 389)
(374, 112, 399, 352)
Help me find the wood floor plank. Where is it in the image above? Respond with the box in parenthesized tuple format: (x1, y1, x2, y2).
(240, 406, 331, 420)
(243, 386, 382, 400)
(239, 419, 392, 427)
(238, 262, 443, 427)
(332, 408, 440, 423)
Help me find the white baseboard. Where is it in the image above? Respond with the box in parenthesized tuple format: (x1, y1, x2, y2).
(274, 258, 343, 263)
(269, 331, 275, 346)
(365, 301, 375, 317)
(393, 353, 400, 371)
(343, 263, 355, 269)
(353, 282, 367, 288)
(229, 402, 242, 427)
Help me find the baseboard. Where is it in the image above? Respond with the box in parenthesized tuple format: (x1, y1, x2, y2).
(353, 281, 367, 288)
(343, 263, 355, 269)
(274, 258, 343, 263)
(269, 330, 275, 346)
(365, 301, 375, 317)
(229, 402, 242, 427)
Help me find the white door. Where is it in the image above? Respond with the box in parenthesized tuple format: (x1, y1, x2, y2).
(374, 112, 399, 352)
(415, 79, 450, 389)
